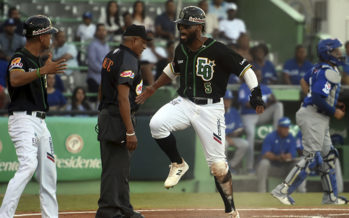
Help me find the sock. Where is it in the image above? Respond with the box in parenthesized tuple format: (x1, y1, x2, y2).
(155, 133, 182, 164)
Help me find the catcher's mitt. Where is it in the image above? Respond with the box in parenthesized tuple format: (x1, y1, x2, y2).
(249, 86, 265, 109)
(336, 101, 346, 112)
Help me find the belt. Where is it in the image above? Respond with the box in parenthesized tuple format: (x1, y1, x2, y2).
(9, 111, 46, 119)
(189, 97, 221, 105)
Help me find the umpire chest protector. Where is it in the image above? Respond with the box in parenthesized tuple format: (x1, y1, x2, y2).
(173, 38, 251, 99)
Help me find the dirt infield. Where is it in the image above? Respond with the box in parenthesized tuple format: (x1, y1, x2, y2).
(15, 208, 349, 218)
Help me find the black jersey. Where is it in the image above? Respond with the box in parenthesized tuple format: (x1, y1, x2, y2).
(98, 45, 143, 112)
(172, 38, 251, 99)
(7, 48, 49, 112)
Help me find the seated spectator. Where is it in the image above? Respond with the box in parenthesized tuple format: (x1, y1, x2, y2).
(47, 74, 67, 111)
(141, 31, 167, 85)
(76, 11, 96, 42)
(224, 90, 248, 174)
(0, 18, 25, 61)
(155, 0, 176, 40)
(251, 43, 278, 84)
(0, 50, 8, 87)
(66, 87, 91, 114)
(98, 1, 122, 38)
(342, 41, 349, 85)
(219, 3, 246, 44)
(121, 12, 133, 33)
(238, 70, 283, 174)
(7, 7, 23, 36)
(198, 0, 219, 38)
(87, 24, 110, 101)
(155, 40, 174, 81)
(208, 0, 228, 21)
(283, 45, 313, 85)
(256, 117, 305, 192)
(235, 33, 252, 63)
(132, 1, 154, 32)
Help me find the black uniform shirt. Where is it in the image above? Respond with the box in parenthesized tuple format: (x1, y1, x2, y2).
(7, 48, 48, 112)
(99, 45, 143, 112)
(172, 38, 251, 99)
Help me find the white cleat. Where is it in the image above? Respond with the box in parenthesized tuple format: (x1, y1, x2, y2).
(271, 188, 294, 205)
(228, 210, 240, 218)
(164, 159, 189, 189)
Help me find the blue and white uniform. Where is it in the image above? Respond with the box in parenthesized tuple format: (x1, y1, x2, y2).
(283, 58, 313, 85)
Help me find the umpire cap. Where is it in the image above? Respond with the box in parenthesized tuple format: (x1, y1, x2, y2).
(23, 15, 58, 38)
(175, 6, 206, 26)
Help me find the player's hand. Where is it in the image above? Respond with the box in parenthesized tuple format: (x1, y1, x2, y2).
(136, 86, 156, 104)
(336, 101, 346, 112)
(41, 53, 67, 75)
(334, 108, 345, 120)
(126, 134, 137, 151)
(250, 86, 265, 114)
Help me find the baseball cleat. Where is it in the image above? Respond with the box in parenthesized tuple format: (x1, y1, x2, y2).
(228, 210, 240, 218)
(271, 188, 295, 205)
(164, 159, 189, 189)
(322, 195, 348, 205)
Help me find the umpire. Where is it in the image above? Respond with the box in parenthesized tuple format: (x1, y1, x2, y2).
(96, 25, 150, 218)
(0, 15, 66, 218)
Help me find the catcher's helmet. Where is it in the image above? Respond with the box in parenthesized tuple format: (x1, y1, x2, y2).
(317, 38, 344, 66)
(175, 6, 206, 26)
(23, 15, 58, 38)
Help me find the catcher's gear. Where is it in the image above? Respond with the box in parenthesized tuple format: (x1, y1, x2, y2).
(336, 101, 345, 112)
(317, 38, 344, 66)
(249, 86, 265, 109)
(23, 15, 58, 38)
(175, 6, 205, 26)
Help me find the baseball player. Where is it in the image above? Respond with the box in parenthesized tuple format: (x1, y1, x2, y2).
(0, 15, 66, 218)
(136, 6, 265, 217)
(271, 38, 348, 205)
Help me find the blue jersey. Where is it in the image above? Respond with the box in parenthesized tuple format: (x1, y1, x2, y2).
(303, 63, 341, 116)
(283, 58, 313, 84)
(225, 107, 244, 135)
(252, 60, 277, 84)
(343, 55, 349, 74)
(296, 131, 304, 152)
(238, 83, 272, 115)
(261, 131, 297, 158)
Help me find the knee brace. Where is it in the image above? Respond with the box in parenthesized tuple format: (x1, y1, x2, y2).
(320, 147, 339, 201)
(283, 151, 323, 194)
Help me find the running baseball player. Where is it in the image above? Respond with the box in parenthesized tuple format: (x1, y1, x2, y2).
(0, 15, 66, 218)
(271, 38, 348, 205)
(136, 6, 265, 218)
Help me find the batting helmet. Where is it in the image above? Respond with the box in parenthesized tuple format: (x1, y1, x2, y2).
(175, 6, 206, 26)
(317, 38, 344, 66)
(23, 15, 58, 38)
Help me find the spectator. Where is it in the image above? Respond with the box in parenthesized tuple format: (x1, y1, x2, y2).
(224, 90, 249, 174)
(140, 31, 167, 85)
(87, 24, 110, 100)
(208, 0, 228, 21)
(132, 1, 154, 32)
(235, 33, 252, 63)
(121, 12, 133, 33)
(238, 69, 283, 174)
(198, 0, 219, 38)
(219, 3, 246, 44)
(283, 45, 313, 85)
(256, 117, 306, 192)
(155, 0, 176, 40)
(251, 43, 278, 84)
(66, 87, 91, 113)
(7, 7, 23, 36)
(0, 18, 25, 61)
(76, 11, 96, 42)
(155, 40, 174, 80)
(98, 1, 122, 37)
(47, 74, 67, 111)
(0, 50, 8, 87)
(342, 41, 349, 85)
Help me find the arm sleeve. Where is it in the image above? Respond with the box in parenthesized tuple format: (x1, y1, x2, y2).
(261, 134, 272, 156)
(243, 68, 258, 90)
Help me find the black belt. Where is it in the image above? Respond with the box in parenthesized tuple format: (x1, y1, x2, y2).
(9, 111, 46, 119)
(189, 97, 221, 105)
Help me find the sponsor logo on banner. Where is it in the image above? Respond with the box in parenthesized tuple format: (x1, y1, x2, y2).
(65, 134, 84, 154)
(120, 70, 135, 79)
(9, 57, 23, 70)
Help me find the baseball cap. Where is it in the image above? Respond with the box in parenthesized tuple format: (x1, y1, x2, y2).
(223, 90, 234, 99)
(278, 117, 291, 127)
(226, 3, 238, 11)
(83, 11, 93, 19)
(3, 18, 16, 26)
(123, 24, 152, 41)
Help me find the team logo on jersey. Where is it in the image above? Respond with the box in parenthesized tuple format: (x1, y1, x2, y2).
(120, 70, 135, 79)
(196, 57, 215, 81)
(322, 82, 331, 94)
(9, 57, 23, 70)
(136, 80, 143, 95)
(65, 134, 84, 154)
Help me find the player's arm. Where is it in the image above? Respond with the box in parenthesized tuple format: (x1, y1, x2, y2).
(10, 54, 66, 87)
(300, 78, 309, 94)
(242, 68, 265, 113)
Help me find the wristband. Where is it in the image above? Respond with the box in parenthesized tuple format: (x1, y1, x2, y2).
(36, 68, 41, 78)
(126, 132, 135, 136)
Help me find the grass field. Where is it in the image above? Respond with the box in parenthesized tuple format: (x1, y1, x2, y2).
(2, 192, 349, 213)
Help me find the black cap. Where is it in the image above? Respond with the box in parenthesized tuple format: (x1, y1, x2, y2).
(123, 24, 152, 41)
(3, 18, 16, 27)
(23, 15, 58, 38)
(175, 6, 206, 25)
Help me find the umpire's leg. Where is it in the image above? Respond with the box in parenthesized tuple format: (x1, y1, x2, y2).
(96, 140, 134, 218)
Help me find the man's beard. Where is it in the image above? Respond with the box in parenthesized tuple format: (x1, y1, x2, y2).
(180, 31, 197, 45)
